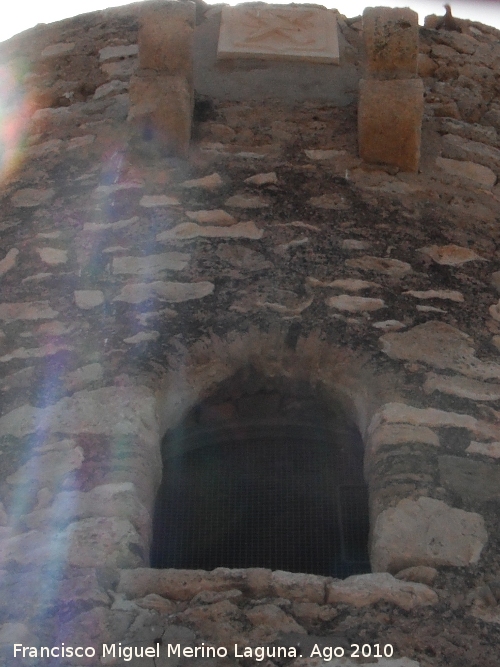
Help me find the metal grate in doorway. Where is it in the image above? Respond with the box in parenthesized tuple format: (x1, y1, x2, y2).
(151, 420, 371, 578)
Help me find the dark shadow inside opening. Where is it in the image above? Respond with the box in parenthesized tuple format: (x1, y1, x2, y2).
(151, 368, 371, 578)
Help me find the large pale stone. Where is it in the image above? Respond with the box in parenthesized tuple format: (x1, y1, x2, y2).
(442, 133, 500, 175)
(362, 7, 419, 78)
(74, 290, 104, 309)
(436, 157, 497, 188)
(380, 321, 500, 381)
(439, 455, 500, 503)
(346, 255, 412, 277)
(326, 295, 385, 312)
(424, 373, 500, 401)
(0, 301, 58, 323)
(0, 249, 19, 277)
(41, 42, 75, 57)
(420, 244, 484, 266)
(113, 281, 214, 304)
(99, 44, 138, 62)
(65, 517, 145, 568)
(138, 0, 195, 76)
(271, 571, 326, 604)
(371, 497, 488, 572)
(358, 78, 423, 172)
(11, 188, 54, 207)
(217, 5, 340, 64)
(326, 573, 437, 610)
(128, 72, 193, 157)
(112, 252, 190, 275)
(156, 221, 263, 241)
(6, 447, 84, 486)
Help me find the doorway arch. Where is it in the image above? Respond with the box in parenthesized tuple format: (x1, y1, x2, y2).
(151, 365, 371, 577)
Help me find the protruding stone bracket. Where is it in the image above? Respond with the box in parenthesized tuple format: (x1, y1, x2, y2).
(358, 7, 423, 172)
(128, 0, 196, 158)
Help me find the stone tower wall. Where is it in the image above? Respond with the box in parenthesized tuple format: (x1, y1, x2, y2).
(0, 2, 500, 665)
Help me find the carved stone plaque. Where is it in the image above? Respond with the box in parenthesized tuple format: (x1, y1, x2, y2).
(217, 4, 340, 64)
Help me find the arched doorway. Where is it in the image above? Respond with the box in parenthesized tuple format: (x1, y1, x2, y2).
(151, 366, 370, 578)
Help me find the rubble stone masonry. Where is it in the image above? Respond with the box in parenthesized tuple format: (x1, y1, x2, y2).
(0, 1, 500, 665)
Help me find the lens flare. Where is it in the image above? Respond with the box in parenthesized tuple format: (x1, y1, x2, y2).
(0, 64, 31, 182)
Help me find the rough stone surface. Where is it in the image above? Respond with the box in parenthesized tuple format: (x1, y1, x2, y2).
(372, 497, 488, 572)
(327, 572, 437, 610)
(362, 7, 419, 78)
(358, 78, 424, 171)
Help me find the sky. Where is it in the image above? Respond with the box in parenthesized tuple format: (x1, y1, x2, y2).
(1, 0, 500, 44)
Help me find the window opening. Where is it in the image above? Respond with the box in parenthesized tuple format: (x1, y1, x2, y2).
(151, 369, 370, 578)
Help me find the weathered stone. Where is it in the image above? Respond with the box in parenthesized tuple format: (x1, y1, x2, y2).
(65, 517, 145, 568)
(124, 331, 159, 344)
(420, 243, 485, 266)
(129, 73, 193, 158)
(244, 172, 278, 185)
(489, 300, 500, 321)
(156, 221, 263, 241)
(369, 424, 440, 450)
(341, 239, 371, 251)
(327, 572, 437, 610)
(6, 447, 84, 487)
(114, 280, 214, 304)
(84, 216, 139, 232)
(308, 193, 350, 209)
(217, 5, 340, 64)
(439, 455, 500, 503)
(112, 252, 190, 274)
(225, 194, 270, 208)
(93, 79, 128, 100)
(41, 42, 75, 57)
(358, 79, 423, 172)
(371, 497, 487, 572)
(305, 149, 347, 160)
(372, 319, 406, 331)
(139, 194, 180, 208)
(24, 483, 151, 543)
(36, 247, 67, 265)
(138, 0, 195, 75)
(102, 58, 138, 79)
(67, 134, 95, 150)
(216, 245, 273, 272)
(0, 248, 18, 281)
(64, 363, 103, 391)
(74, 290, 104, 309)
(180, 173, 223, 189)
(271, 570, 326, 604)
(403, 289, 464, 302)
(99, 44, 138, 62)
(0, 343, 73, 363)
(442, 134, 500, 175)
(326, 295, 385, 312)
(185, 209, 236, 226)
(346, 255, 412, 277)
(424, 373, 500, 401)
(11, 188, 54, 207)
(380, 321, 500, 380)
(417, 53, 438, 77)
(395, 565, 438, 586)
(246, 603, 306, 638)
(307, 277, 379, 291)
(466, 441, 500, 459)
(436, 157, 497, 188)
(362, 7, 419, 78)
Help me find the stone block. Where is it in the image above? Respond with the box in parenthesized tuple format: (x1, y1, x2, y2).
(362, 7, 419, 78)
(138, 0, 195, 76)
(371, 497, 488, 572)
(358, 78, 424, 172)
(128, 72, 193, 157)
(217, 5, 340, 64)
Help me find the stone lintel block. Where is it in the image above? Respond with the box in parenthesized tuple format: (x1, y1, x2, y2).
(358, 78, 423, 172)
(217, 5, 340, 64)
(139, 0, 195, 76)
(128, 71, 193, 158)
(362, 7, 419, 78)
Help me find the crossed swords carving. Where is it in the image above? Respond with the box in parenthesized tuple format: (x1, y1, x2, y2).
(235, 9, 317, 47)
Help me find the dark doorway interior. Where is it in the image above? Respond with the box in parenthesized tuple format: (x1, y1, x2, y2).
(151, 368, 370, 578)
